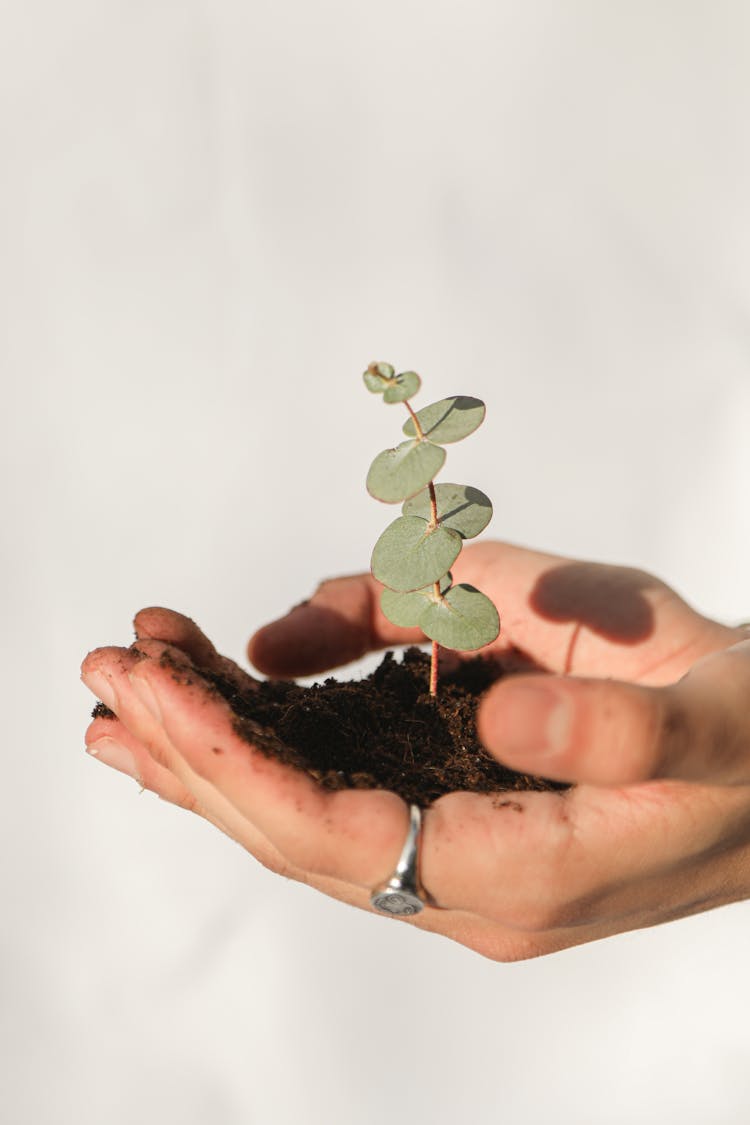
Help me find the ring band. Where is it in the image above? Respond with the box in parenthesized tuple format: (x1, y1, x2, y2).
(370, 804, 426, 916)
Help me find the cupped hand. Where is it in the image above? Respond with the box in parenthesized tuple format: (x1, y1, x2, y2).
(81, 542, 750, 960)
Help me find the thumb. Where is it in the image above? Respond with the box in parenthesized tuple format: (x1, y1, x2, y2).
(477, 640, 750, 786)
(248, 574, 421, 677)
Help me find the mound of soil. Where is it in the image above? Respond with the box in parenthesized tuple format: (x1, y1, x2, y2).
(209, 647, 563, 806)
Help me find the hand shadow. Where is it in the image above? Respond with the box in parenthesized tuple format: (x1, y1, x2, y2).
(530, 562, 657, 674)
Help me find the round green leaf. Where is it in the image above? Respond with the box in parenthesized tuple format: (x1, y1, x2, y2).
(383, 371, 422, 403)
(402, 483, 493, 539)
(419, 584, 500, 651)
(366, 439, 446, 503)
(402, 396, 486, 444)
(380, 574, 452, 628)
(371, 516, 461, 591)
(362, 362, 395, 393)
(363, 372, 385, 393)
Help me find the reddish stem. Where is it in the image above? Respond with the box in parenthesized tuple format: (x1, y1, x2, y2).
(404, 399, 425, 440)
(430, 640, 439, 697)
(403, 401, 442, 699)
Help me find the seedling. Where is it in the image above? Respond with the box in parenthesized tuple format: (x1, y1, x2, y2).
(363, 362, 500, 697)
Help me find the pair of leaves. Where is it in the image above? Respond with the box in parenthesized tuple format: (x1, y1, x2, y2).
(381, 581, 500, 652)
(363, 362, 422, 404)
(380, 572, 453, 626)
(371, 484, 493, 591)
(367, 396, 486, 504)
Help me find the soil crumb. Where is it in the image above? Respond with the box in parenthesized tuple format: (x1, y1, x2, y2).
(91, 701, 116, 720)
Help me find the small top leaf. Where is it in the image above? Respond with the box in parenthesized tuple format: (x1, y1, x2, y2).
(363, 362, 395, 393)
(363, 363, 421, 403)
(383, 371, 421, 403)
(366, 439, 446, 503)
(402, 396, 486, 444)
(403, 482, 493, 539)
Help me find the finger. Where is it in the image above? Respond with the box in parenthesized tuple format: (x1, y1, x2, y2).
(246, 551, 525, 676)
(421, 780, 750, 929)
(86, 714, 196, 807)
(82, 671, 498, 943)
(248, 542, 740, 681)
(83, 647, 335, 880)
(477, 640, 750, 786)
(85, 639, 414, 889)
(248, 573, 424, 677)
(134, 606, 257, 694)
(460, 542, 739, 683)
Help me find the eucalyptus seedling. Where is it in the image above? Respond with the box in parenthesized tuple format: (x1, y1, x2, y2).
(363, 362, 500, 697)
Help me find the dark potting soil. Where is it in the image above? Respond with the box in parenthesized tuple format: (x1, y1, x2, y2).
(204, 647, 564, 806)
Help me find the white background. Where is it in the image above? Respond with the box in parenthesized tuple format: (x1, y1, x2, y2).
(3, 2, 750, 1122)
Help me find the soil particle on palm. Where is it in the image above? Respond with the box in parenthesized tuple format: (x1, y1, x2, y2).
(200, 647, 565, 807)
(91, 701, 116, 720)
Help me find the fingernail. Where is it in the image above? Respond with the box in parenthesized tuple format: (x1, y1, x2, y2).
(87, 737, 140, 781)
(486, 680, 572, 758)
(81, 670, 118, 715)
(129, 674, 163, 723)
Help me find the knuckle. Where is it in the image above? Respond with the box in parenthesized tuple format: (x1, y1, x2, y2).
(173, 789, 201, 814)
(653, 686, 696, 777)
(143, 736, 174, 771)
(253, 845, 304, 883)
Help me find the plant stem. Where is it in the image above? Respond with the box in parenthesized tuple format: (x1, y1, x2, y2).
(430, 640, 439, 697)
(429, 578, 441, 698)
(404, 399, 425, 440)
(427, 480, 439, 527)
(404, 401, 442, 698)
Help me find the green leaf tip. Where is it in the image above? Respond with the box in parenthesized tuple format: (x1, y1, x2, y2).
(366, 439, 446, 503)
(402, 396, 486, 444)
(363, 363, 422, 403)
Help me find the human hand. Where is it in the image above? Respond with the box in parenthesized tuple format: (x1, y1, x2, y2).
(81, 542, 750, 960)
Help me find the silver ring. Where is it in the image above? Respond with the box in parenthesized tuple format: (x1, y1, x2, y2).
(370, 804, 426, 916)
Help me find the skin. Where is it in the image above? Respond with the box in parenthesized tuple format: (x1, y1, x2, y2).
(81, 541, 750, 961)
